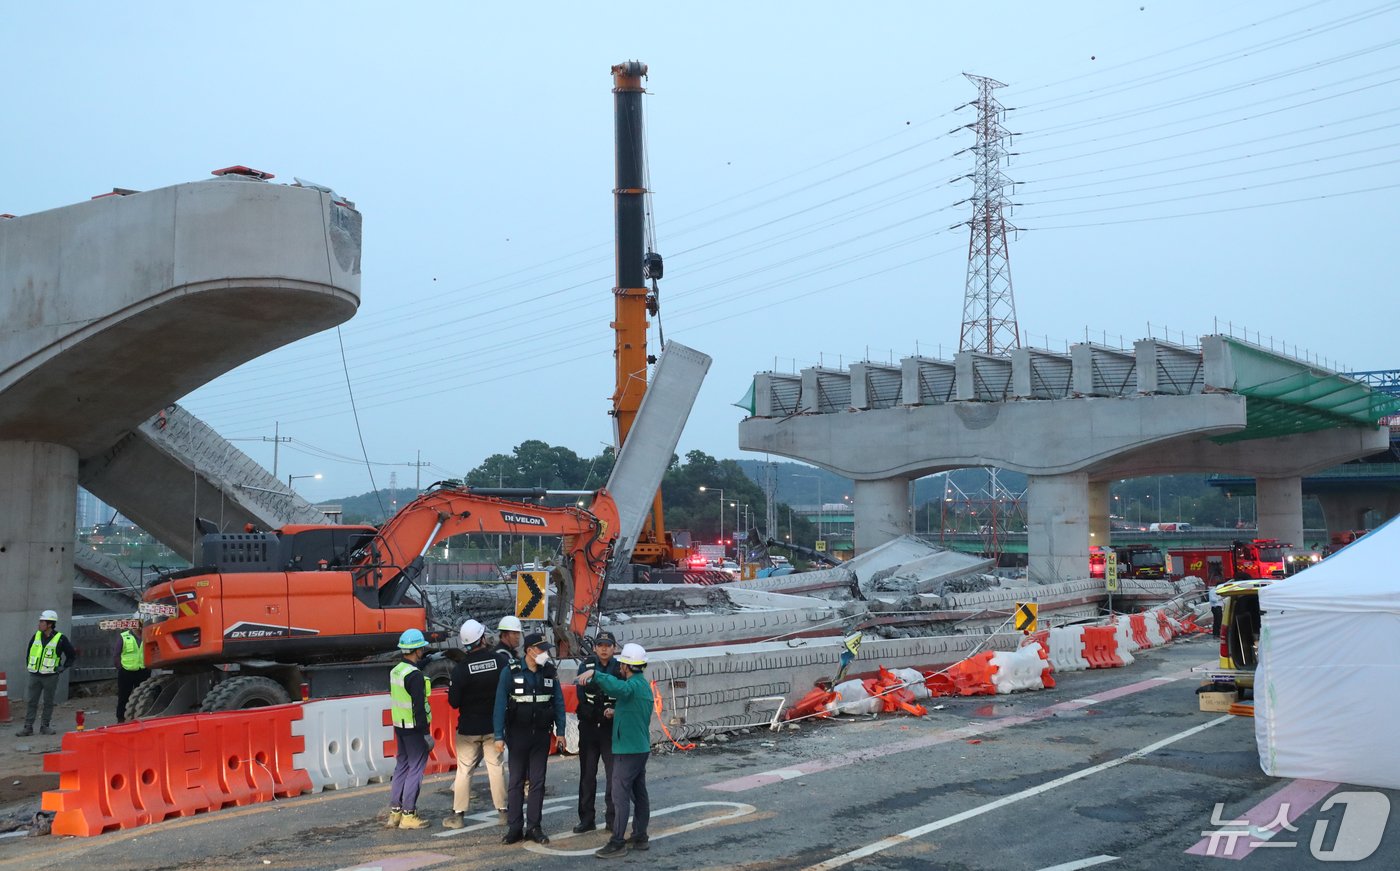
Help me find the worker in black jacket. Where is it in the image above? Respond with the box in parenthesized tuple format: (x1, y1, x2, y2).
(443, 620, 508, 828)
(494, 632, 565, 845)
(573, 630, 623, 833)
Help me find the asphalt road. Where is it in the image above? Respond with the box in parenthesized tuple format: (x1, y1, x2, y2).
(3, 637, 1395, 870)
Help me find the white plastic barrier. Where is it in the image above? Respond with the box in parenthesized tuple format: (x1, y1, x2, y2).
(1047, 625, 1090, 672)
(292, 694, 396, 792)
(890, 667, 931, 699)
(1143, 609, 1169, 647)
(827, 679, 881, 715)
(990, 644, 1050, 694)
(1115, 615, 1141, 653)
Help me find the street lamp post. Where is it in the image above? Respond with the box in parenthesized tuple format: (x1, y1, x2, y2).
(699, 486, 724, 550)
(794, 473, 823, 545)
(288, 472, 322, 491)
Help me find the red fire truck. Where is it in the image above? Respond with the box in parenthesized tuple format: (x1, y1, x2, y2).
(1090, 545, 1168, 580)
(1168, 539, 1289, 584)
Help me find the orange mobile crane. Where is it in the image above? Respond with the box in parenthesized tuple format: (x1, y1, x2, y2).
(610, 60, 688, 569)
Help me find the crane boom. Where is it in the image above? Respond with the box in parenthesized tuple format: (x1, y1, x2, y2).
(610, 59, 683, 568)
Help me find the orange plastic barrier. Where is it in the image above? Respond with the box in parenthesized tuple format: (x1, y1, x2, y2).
(190, 704, 311, 809)
(44, 720, 197, 834)
(1129, 613, 1152, 649)
(1020, 630, 1050, 657)
(921, 673, 958, 697)
(784, 686, 839, 721)
(1156, 610, 1176, 641)
(930, 650, 999, 696)
(563, 683, 578, 714)
(1081, 626, 1124, 668)
(43, 704, 311, 837)
(1032, 644, 1057, 690)
(861, 666, 928, 717)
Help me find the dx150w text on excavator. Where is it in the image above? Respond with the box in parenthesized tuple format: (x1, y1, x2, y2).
(127, 485, 621, 719)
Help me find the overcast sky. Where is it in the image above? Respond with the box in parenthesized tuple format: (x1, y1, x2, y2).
(5, 2, 1397, 503)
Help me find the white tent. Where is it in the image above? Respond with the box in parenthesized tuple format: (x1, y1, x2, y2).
(1256, 515, 1400, 788)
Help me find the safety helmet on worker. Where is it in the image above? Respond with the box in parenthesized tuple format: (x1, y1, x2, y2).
(460, 618, 486, 646)
(39, 609, 59, 623)
(398, 628, 428, 650)
(497, 615, 523, 633)
(617, 642, 648, 667)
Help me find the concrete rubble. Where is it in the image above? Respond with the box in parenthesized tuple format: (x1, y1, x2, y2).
(435, 534, 1204, 743)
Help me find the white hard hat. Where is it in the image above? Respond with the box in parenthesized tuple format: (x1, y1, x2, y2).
(497, 615, 523, 633)
(617, 643, 648, 666)
(39, 609, 59, 622)
(460, 619, 486, 645)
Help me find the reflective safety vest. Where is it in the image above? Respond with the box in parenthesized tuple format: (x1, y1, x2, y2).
(120, 630, 145, 671)
(389, 661, 431, 729)
(28, 631, 63, 675)
(506, 660, 557, 733)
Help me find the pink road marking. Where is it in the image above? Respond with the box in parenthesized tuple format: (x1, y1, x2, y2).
(1184, 778, 1338, 860)
(335, 853, 455, 871)
(707, 666, 1207, 793)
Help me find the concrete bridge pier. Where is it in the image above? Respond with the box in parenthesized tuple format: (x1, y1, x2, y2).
(1027, 472, 1090, 583)
(853, 477, 911, 553)
(1088, 480, 1111, 551)
(1314, 490, 1400, 536)
(0, 442, 77, 694)
(1256, 476, 1304, 549)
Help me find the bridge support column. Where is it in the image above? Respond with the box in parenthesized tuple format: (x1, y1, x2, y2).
(0, 441, 77, 701)
(1027, 472, 1090, 583)
(1088, 480, 1110, 552)
(1256, 476, 1304, 549)
(1315, 489, 1400, 539)
(853, 477, 911, 554)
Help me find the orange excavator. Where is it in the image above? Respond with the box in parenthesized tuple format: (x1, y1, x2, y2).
(129, 486, 621, 717)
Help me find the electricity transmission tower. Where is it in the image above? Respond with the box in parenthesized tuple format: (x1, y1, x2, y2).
(955, 74, 1025, 565)
(958, 73, 1021, 356)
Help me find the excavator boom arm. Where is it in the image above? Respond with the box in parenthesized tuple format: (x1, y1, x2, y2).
(362, 486, 622, 645)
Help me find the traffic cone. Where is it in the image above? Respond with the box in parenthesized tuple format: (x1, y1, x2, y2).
(0, 672, 10, 723)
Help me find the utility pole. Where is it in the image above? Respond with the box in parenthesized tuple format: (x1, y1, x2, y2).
(268, 422, 291, 479)
(408, 449, 430, 492)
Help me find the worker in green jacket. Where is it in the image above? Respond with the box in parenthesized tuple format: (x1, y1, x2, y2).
(576, 642, 653, 858)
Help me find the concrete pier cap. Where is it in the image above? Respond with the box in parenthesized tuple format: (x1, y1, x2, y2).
(739, 337, 1392, 581)
(0, 173, 363, 685)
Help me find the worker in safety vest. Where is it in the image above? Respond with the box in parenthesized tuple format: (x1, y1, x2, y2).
(443, 619, 508, 828)
(385, 628, 434, 830)
(16, 609, 76, 737)
(115, 612, 151, 723)
(572, 630, 622, 834)
(577, 642, 654, 858)
(493, 631, 565, 845)
(494, 614, 523, 668)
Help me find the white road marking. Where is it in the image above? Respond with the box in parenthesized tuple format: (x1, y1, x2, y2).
(433, 793, 597, 838)
(806, 716, 1232, 869)
(524, 801, 757, 857)
(1035, 856, 1119, 871)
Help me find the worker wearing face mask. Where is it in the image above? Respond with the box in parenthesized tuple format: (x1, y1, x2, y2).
(493, 631, 565, 846)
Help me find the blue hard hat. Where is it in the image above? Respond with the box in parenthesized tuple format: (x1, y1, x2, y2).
(398, 628, 428, 650)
